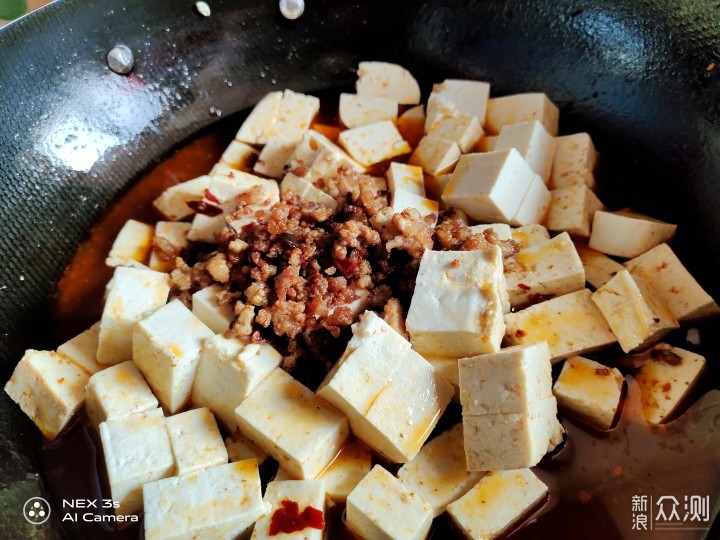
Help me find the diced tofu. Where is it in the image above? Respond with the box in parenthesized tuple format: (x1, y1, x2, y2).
(397, 104, 425, 147)
(550, 133, 598, 190)
(97, 266, 170, 365)
(339, 93, 398, 129)
(589, 210, 677, 258)
(57, 322, 102, 375)
(504, 232, 585, 307)
(624, 243, 720, 322)
(85, 360, 158, 426)
(153, 175, 211, 221)
(105, 219, 154, 267)
(442, 150, 535, 223)
(495, 120, 556, 183)
(552, 356, 623, 429)
(253, 134, 296, 178)
(318, 441, 372, 502)
(511, 224, 550, 249)
(219, 140, 257, 171)
(235, 368, 349, 479)
(410, 136, 462, 176)
(391, 190, 439, 226)
(133, 299, 215, 413)
(191, 284, 234, 334)
(636, 344, 705, 424)
(510, 173, 551, 226)
(547, 184, 604, 237)
(267, 90, 320, 142)
(236, 91, 283, 144)
(425, 93, 459, 132)
(287, 129, 365, 173)
(504, 289, 617, 363)
(339, 120, 411, 167)
(387, 162, 425, 197)
(4, 350, 89, 440)
(143, 460, 264, 539)
(346, 465, 433, 540)
(575, 242, 625, 289)
(447, 469, 548, 539)
(192, 334, 281, 432)
(100, 409, 175, 515)
(427, 113, 484, 153)
(356, 61, 421, 105)
(148, 221, 191, 272)
(477, 135, 498, 152)
(486, 93, 559, 136)
(280, 174, 338, 210)
(469, 223, 512, 241)
(424, 356, 460, 398)
(406, 248, 507, 357)
(398, 424, 484, 517)
(225, 431, 268, 464)
(427, 173, 453, 202)
(591, 270, 678, 353)
(165, 408, 228, 476)
(251, 480, 326, 540)
(425, 79, 491, 129)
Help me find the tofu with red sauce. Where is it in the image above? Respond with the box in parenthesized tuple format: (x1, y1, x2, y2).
(251, 479, 326, 540)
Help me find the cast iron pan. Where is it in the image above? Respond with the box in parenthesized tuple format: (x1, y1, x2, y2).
(1, 0, 719, 538)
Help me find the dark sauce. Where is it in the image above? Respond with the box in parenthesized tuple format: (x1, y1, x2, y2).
(44, 116, 720, 539)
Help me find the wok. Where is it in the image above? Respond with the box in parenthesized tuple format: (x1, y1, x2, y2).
(1, 0, 719, 538)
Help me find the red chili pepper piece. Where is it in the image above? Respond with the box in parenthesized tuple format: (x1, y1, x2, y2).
(269, 500, 324, 535)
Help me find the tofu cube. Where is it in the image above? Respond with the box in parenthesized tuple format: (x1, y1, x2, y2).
(165, 407, 228, 476)
(547, 184, 605, 237)
(424, 356, 460, 399)
(346, 465, 433, 540)
(191, 284, 234, 334)
(143, 460, 264, 539)
(356, 61, 421, 105)
(589, 210, 677, 258)
(442, 150, 535, 223)
(225, 431, 269, 464)
(398, 424, 484, 517)
(318, 441, 372, 502)
(550, 133, 598, 190)
(410, 136, 462, 176)
(447, 469, 548, 539)
(387, 162, 425, 197)
(486, 93, 559, 136)
(280, 173, 338, 210)
(266, 90, 320, 142)
(477, 135, 498, 152)
(591, 270, 678, 352)
(236, 91, 283, 145)
(510, 173, 551, 226)
(397, 104, 425, 147)
(4, 350, 89, 440)
(428, 173, 454, 202)
(553, 356, 624, 429)
(235, 368, 349, 479)
(105, 219, 155, 267)
(85, 360, 158, 427)
(391, 189, 439, 227)
(287, 129, 365, 174)
(636, 344, 705, 424)
(133, 299, 215, 413)
(253, 134, 296, 178)
(427, 113, 484, 153)
(504, 232, 585, 307)
(219, 140, 258, 171)
(148, 221, 191, 272)
(624, 243, 720, 322)
(469, 223, 512, 241)
(251, 480, 326, 540)
(575, 242, 625, 289)
(339, 93, 398, 128)
(97, 266, 170, 365)
(100, 409, 176, 515)
(406, 248, 507, 357)
(495, 120, 556, 183)
(425, 79, 491, 129)
(192, 333, 281, 431)
(340, 121, 411, 167)
(511, 224, 550, 249)
(504, 289, 617, 362)
(153, 175, 211, 221)
(57, 322, 102, 375)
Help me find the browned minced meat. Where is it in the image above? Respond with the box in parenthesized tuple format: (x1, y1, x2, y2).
(435, 215, 520, 258)
(382, 297, 409, 339)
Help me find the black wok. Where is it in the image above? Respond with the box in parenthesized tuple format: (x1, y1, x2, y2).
(1, 0, 719, 538)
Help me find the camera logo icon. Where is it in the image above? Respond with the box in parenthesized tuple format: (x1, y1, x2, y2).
(23, 497, 51, 525)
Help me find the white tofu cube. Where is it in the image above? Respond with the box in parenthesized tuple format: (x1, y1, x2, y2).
(575, 242, 625, 289)
(504, 289, 617, 363)
(397, 104, 425, 147)
(427, 113, 484, 153)
(165, 407, 228, 476)
(624, 243, 720, 322)
(280, 173, 338, 210)
(553, 356, 623, 429)
(495, 120, 556, 183)
(85, 360, 158, 427)
(133, 299, 215, 413)
(447, 469, 548, 539)
(510, 173, 551, 226)
(143, 460, 264, 539)
(504, 232, 585, 307)
(636, 344, 705, 424)
(547, 184, 604, 237)
(253, 134, 296, 178)
(97, 266, 170, 365)
(550, 133, 598, 190)
(235, 368, 349, 479)
(236, 91, 283, 144)
(469, 223, 512, 240)
(225, 431, 268, 464)
(57, 322, 102, 375)
(511, 224, 550, 249)
(287, 129, 365, 173)
(591, 270, 678, 352)
(410, 136, 462, 176)
(251, 480, 326, 540)
(429, 173, 454, 202)
(387, 162, 425, 197)
(339, 93, 398, 129)
(477, 134, 498, 152)
(442, 150, 535, 223)
(425, 79, 491, 130)
(192, 333, 281, 432)
(407, 248, 507, 357)
(391, 189, 439, 226)
(398, 424, 484, 517)
(105, 219, 155, 267)
(266, 90, 320, 142)
(339, 120, 411, 167)
(100, 409, 175, 515)
(346, 465, 433, 540)
(425, 92, 459, 132)
(153, 175, 211, 221)
(4, 350, 89, 440)
(148, 221, 191, 272)
(589, 209, 677, 258)
(318, 441, 372, 502)
(486, 93, 559, 136)
(356, 61, 421, 105)
(219, 140, 258, 171)
(192, 284, 234, 334)
(424, 356, 460, 399)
